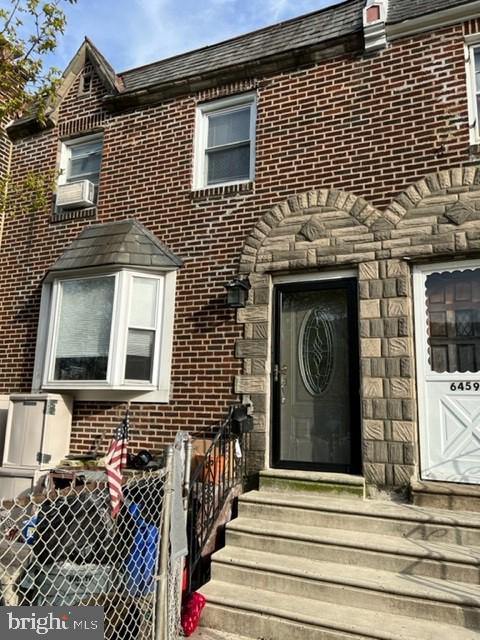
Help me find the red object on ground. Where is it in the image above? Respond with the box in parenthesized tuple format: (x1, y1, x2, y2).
(181, 592, 207, 637)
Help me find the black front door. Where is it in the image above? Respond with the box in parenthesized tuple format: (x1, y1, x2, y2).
(272, 278, 361, 473)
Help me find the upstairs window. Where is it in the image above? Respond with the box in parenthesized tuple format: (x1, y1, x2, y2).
(468, 44, 480, 144)
(194, 94, 256, 189)
(65, 137, 102, 185)
(57, 135, 103, 210)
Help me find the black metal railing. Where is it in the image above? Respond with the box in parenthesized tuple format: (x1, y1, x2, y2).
(186, 406, 250, 592)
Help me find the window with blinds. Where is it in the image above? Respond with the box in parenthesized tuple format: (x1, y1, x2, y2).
(45, 271, 169, 393)
(194, 94, 256, 189)
(54, 276, 115, 380)
(125, 277, 158, 381)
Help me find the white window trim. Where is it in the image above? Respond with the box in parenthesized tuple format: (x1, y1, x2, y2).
(32, 267, 177, 403)
(465, 39, 480, 145)
(193, 93, 256, 190)
(58, 133, 103, 187)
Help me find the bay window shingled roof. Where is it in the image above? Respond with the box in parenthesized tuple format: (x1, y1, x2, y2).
(49, 219, 183, 273)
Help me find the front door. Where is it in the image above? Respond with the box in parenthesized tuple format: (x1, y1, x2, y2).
(272, 278, 361, 473)
(414, 261, 480, 484)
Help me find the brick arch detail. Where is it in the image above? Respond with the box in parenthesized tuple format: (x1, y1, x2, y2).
(236, 165, 480, 488)
(239, 188, 384, 274)
(239, 166, 480, 274)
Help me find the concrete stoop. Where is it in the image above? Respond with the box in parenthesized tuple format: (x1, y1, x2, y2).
(199, 471, 480, 640)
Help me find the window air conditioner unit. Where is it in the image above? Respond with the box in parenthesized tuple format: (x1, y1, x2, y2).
(56, 180, 95, 208)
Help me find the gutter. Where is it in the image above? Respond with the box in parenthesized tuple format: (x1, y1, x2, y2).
(386, 1, 480, 40)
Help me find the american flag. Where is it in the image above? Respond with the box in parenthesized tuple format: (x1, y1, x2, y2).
(105, 410, 129, 518)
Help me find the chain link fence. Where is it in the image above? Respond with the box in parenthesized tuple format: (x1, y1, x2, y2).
(0, 461, 183, 640)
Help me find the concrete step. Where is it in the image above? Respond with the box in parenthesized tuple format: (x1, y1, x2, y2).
(259, 469, 365, 498)
(211, 546, 480, 628)
(200, 581, 480, 640)
(411, 481, 480, 513)
(226, 517, 480, 584)
(192, 629, 255, 640)
(239, 490, 480, 546)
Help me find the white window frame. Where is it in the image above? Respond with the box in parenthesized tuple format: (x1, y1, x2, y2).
(465, 38, 480, 145)
(33, 267, 177, 403)
(58, 133, 103, 187)
(193, 93, 256, 189)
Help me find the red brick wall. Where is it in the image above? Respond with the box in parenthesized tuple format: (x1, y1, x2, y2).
(0, 23, 475, 455)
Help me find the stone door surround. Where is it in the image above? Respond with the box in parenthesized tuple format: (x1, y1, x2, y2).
(235, 165, 480, 490)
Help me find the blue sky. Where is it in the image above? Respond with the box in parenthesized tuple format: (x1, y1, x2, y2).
(2, 0, 342, 73)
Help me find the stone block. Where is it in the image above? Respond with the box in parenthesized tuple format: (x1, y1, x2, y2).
(387, 298, 409, 317)
(370, 359, 385, 377)
(402, 399, 415, 421)
(362, 399, 373, 418)
(403, 443, 416, 465)
(393, 464, 415, 486)
(363, 441, 375, 462)
(386, 260, 409, 278)
(385, 358, 401, 378)
(250, 393, 266, 413)
(360, 319, 370, 338)
(237, 305, 269, 323)
(384, 319, 399, 338)
(392, 421, 415, 442)
(250, 431, 266, 451)
(361, 338, 382, 357)
(396, 277, 409, 297)
(252, 413, 266, 432)
(369, 319, 384, 337)
(390, 378, 412, 398)
(388, 442, 404, 464)
(235, 340, 268, 358)
(254, 288, 270, 305)
(361, 360, 372, 377)
(391, 244, 433, 258)
(252, 359, 266, 374)
(382, 279, 397, 298)
(398, 318, 409, 337)
(389, 338, 410, 357)
(360, 299, 381, 318)
(369, 280, 383, 299)
(359, 262, 379, 280)
(363, 420, 385, 440)
(374, 441, 389, 463)
(400, 357, 412, 377)
(364, 463, 386, 485)
(372, 399, 388, 419)
(363, 378, 384, 398)
(235, 376, 266, 394)
(386, 399, 403, 420)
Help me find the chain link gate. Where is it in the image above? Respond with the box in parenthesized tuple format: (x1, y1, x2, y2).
(0, 466, 182, 640)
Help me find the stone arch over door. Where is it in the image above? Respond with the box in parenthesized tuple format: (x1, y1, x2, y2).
(236, 166, 480, 490)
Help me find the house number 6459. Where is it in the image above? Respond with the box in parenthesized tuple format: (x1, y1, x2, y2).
(450, 382, 480, 391)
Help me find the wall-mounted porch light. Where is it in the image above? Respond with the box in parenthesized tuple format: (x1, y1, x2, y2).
(225, 277, 251, 308)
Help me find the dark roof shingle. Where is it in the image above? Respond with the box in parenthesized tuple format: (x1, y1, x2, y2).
(119, 0, 364, 93)
(49, 219, 183, 272)
(387, 0, 475, 24)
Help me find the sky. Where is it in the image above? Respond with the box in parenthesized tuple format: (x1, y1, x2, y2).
(1, 0, 343, 74)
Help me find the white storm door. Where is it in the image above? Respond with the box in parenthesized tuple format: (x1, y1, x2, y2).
(414, 260, 480, 484)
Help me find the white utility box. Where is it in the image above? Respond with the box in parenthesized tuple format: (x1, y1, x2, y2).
(2, 393, 73, 470)
(56, 180, 95, 208)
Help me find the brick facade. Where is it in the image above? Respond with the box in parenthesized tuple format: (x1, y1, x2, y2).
(1, 14, 480, 490)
